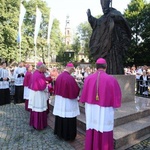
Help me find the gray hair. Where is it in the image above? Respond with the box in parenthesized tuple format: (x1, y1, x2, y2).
(36, 64, 46, 69)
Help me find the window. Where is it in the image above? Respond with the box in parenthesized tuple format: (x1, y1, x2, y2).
(67, 30, 69, 35)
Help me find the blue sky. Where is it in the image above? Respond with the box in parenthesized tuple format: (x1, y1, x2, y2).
(45, 0, 149, 33)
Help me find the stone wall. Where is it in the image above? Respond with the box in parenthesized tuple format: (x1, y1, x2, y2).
(113, 75, 135, 102)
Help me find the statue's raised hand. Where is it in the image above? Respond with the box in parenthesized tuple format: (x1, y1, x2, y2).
(87, 9, 91, 17)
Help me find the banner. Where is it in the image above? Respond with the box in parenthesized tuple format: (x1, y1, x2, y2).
(34, 7, 42, 45)
(17, 3, 26, 43)
(47, 10, 54, 45)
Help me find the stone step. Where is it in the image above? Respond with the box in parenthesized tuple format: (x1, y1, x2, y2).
(79, 97, 150, 127)
(114, 98, 150, 126)
(114, 116, 150, 150)
(77, 106, 150, 130)
(77, 111, 86, 134)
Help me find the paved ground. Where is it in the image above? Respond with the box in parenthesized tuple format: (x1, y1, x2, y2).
(127, 138, 150, 150)
(0, 103, 150, 150)
(0, 103, 74, 150)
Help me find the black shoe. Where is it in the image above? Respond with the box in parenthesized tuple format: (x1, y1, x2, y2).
(33, 126, 38, 130)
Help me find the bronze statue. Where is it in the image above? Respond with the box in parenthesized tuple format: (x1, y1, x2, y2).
(87, 0, 131, 74)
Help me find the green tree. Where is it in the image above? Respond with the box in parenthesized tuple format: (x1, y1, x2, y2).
(71, 34, 81, 62)
(138, 3, 150, 65)
(23, 0, 50, 63)
(0, 0, 20, 63)
(76, 21, 92, 61)
(0, 0, 64, 65)
(50, 18, 64, 59)
(124, 0, 150, 66)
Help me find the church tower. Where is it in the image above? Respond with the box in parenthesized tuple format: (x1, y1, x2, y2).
(65, 15, 71, 46)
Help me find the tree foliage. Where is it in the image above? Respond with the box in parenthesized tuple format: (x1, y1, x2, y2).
(71, 34, 81, 62)
(0, 0, 63, 64)
(138, 3, 150, 65)
(75, 21, 92, 62)
(50, 19, 64, 56)
(124, 0, 150, 66)
(0, 0, 20, 63)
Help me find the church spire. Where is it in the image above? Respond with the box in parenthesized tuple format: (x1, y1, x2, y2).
(65, 15, 71, 46)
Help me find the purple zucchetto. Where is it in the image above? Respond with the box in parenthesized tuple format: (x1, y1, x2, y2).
(96, 58, 107, 64)
(66, 62, 74, 68)
(25, 64, 31, 69)
(36, 62, 43, 67)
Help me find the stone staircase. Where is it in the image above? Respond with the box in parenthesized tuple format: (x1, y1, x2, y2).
(113, 97, 150, 150)
(49, 96, 150, 150)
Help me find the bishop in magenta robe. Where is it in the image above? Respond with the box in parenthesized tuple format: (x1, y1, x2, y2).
(80, 58, 122, 150)
(53, 62, 80, 141)
(28, 62, 50, 130)
(23, 64, 33, 111)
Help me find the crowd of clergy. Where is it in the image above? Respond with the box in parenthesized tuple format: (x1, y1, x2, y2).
(0, 59, 149, 150)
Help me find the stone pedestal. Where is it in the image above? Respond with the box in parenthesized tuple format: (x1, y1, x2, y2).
(113, 75, 135, 102)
